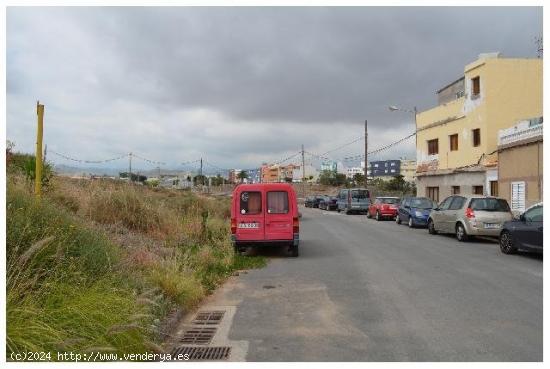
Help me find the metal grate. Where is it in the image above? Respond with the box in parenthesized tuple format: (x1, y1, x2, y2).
(171, 346, 231, 361)
(179, 327, 217, 345)
(192, 310, 225, 325)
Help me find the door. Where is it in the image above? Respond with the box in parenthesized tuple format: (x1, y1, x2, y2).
(433, 196, 454, 232)
(399, 198, 410, 221)
(265, 190, 293, 241)
(447, 196, 466, 233)
(236, 190, 264, 241)
(516, 205, 543, 249)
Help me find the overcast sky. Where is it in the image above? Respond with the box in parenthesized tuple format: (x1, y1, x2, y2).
(6, 6, 542, 173)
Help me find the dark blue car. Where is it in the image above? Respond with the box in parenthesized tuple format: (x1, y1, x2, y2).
(395, 197, 436, 228)
(499, 203, 543, 255)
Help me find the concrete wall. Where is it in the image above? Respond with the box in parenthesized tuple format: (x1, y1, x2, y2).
(498, 141, 543, 210)
(417, 170, 486, 203)
(437, 78, 465, 105)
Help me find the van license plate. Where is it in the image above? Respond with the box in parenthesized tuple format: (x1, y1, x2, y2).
(484, 223, 500, 229)
(238, 222, 259, 229)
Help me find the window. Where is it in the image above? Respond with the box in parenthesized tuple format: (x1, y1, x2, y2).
(439, 196, 454, 211)
(472, 128, 481, 147)
(426, 186, 439, 203)
(490, 181, 498, 197)
(240, 191, 261, 214)
(428, 139, 439, 155)
(469, 198, 510, 212)
(452, 186, 461, 194)
(473, 185, 484, 195)
(449, 196, 466, 210)
(524, 206, 543, 222)
(471, 76, 480, 97)
(267, 191, 289, 214)
(511, 181, 526, 212)
(449, 134, 458, 151)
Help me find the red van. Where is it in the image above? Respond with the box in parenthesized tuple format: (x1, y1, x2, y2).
(231, 183, 300, 257)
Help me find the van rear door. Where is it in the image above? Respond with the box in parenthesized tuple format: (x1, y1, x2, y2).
(265, 190, 293, 241)
(235, 189, 264, 241)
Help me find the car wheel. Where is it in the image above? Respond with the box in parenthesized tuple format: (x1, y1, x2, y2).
(408, 217, 414, 228)
(337, 208, 341, 213)
(499, 231, 517, 254)
(290, 245, 299, 257)
(375, 211, 381, 221)
(456, 223, 469, 242)
(428, 219, 437, 234)
(395, 215, 401, 224)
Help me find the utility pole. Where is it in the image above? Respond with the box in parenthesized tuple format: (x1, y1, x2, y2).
(364, 120, 368, 188)
(43, 144, 47, 164)
(200, 158, 203, 177)
(301, 144, 306, 198)
(157, 166, 161, 179)
(128, 152, 133, 182)
(35, 101, 44, 199)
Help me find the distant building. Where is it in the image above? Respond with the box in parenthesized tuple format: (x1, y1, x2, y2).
(400, 159, 417, 182)
(228, 169, 240, 184)
(497, 117, 543, 213)
(321, 161, 337, 172)
(369, 160, 401, 178)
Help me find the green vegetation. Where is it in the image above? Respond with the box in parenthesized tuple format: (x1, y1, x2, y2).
(6, 152, 265, 359)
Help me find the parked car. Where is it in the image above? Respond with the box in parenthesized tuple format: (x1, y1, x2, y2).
(499, 203, 543, 255)
(319, 196, 338, 211)
(304, 196, 316, 208)
(305, 195, 322, 208)
(231, 183, 300, 257)
(336, 188, 371, 214)
(367, 197, 400, 221)
(396, 197, 436, 228)
(427, 195, 512, 242)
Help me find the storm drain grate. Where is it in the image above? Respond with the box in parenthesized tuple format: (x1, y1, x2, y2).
(192, 310, 225, 325)
(171, 346, 231, 361)
(179, 327, 217, 345)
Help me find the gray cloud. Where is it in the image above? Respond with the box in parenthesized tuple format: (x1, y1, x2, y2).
(7, 6, 542, 171)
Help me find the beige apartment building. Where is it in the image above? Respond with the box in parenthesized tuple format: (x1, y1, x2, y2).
(415, 53, 542, 202)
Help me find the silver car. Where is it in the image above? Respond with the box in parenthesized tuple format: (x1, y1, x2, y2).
(427, 195, 513, 241)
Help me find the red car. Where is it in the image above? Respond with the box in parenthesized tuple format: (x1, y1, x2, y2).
(367, 197, 401, 221)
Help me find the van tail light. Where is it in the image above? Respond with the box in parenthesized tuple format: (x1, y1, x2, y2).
(231, 218, 237, 234)
(465, 207, 475, 219)
(293, 216, 299, 233)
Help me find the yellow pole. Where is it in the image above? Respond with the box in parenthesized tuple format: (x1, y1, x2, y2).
(35, 101, 44, 198)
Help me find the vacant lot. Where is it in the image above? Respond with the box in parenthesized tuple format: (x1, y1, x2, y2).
(6, 155, 265, 359)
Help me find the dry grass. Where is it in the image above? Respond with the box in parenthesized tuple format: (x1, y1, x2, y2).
(7, 165, 265, 358)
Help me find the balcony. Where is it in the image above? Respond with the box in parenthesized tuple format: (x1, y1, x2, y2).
(498, 118, 543, 147)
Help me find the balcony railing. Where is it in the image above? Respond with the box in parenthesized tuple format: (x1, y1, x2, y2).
(498, 122, 543, 146)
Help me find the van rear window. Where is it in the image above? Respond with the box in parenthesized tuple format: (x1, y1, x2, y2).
(267, 191, 289, 214)
(240, 191, 261, 214)
(351, 190, 369, 199)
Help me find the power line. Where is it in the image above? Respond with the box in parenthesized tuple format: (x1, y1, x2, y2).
(341, 132, 416, 161)
(49, 150, 128, 164)
(132, 153, 166, 166)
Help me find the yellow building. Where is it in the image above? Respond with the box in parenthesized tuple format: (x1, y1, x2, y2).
(415, 53, 542, 202)
(400, 159, 417, 183)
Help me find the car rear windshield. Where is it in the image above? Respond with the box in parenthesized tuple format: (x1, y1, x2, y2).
(240, 191, 262, 215)
(380, 198, 399, 204)
(410, 198, 433, 209)
(351, 190, 369, 199)
(469, 198, 510, 212)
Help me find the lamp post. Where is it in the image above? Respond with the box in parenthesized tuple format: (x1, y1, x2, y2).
(389, 104, 418, 150)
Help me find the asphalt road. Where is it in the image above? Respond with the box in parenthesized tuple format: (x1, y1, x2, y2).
(199, 206, 542, 361)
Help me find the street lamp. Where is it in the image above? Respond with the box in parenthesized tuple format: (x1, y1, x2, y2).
(389, 104, 419, 158)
